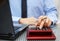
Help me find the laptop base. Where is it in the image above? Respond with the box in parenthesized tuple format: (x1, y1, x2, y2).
(0, 26, 27, 40)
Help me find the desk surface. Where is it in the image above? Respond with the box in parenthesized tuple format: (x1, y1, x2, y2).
(0, 24, 60, 41)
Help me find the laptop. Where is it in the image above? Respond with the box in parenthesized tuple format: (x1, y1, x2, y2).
(0, 0, 28, 40)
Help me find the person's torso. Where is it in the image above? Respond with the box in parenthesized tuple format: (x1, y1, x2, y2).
(9, 0, 45, 18)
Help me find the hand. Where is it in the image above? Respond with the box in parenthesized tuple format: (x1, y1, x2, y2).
(18, 17, 37, 25)
(44, 17, 52, 27)
(36, 16, 52, 29)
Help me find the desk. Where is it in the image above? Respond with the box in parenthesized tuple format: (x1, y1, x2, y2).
(0, 24, 60, 41)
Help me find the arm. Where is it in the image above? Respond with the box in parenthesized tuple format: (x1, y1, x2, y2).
(44, 0, 58, 25)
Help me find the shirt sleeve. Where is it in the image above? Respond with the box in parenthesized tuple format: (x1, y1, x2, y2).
(44, 0, 58, 25)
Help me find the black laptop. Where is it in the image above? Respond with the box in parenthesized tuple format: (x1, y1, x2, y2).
(0, 0, 28, 40)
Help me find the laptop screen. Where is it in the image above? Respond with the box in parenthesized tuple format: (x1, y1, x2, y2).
(0, 0, 14, 34)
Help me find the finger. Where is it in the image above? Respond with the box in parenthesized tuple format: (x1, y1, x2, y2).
(33, 20, 38, 25)
(44, 18, 48, 27)
(47, 19, 52, 27)
(45, 18, 52, 27)
(38, 16, 47, 23)
(37, 16, 47, 26)
(37, 17, 44, 26)
(39, 16, 47, 19)
(39, 20, 45, 29)
(36, 20, 42, 26)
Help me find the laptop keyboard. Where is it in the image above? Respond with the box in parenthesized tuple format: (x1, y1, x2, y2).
(13, 23, 22, 30)
(13, 23, 28, 30)
(14, 26, 21, 30)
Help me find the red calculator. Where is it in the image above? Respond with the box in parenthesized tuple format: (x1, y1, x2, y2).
(27, 25, 56, 41)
